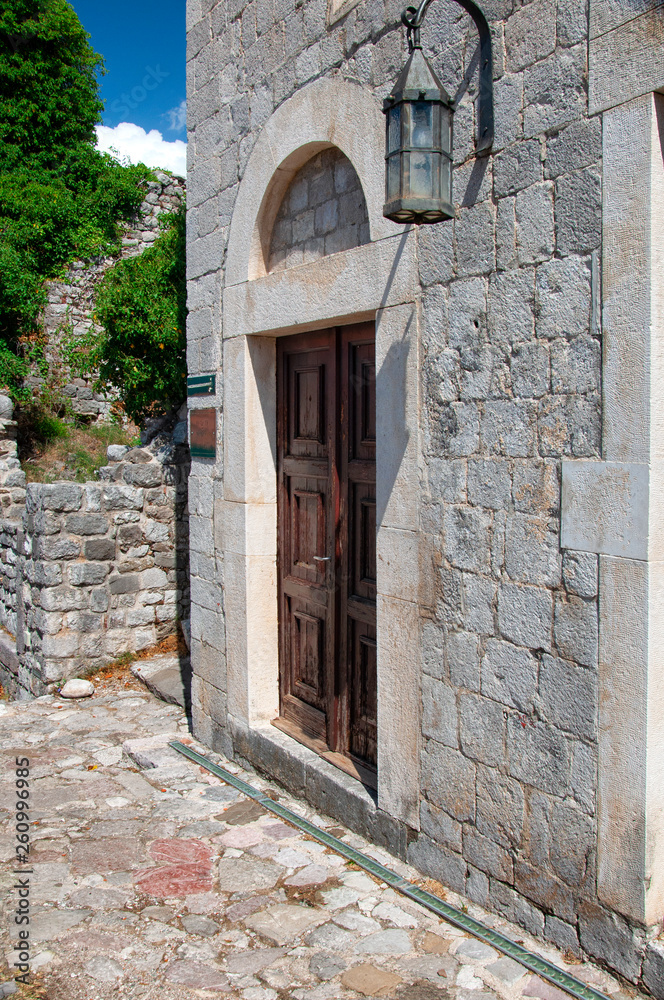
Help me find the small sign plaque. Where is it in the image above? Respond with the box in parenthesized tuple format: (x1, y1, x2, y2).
(189, 408, 216, 459)
(187, 374, 216, 396)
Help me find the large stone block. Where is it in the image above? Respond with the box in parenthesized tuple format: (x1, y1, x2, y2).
(447, 630, 480, 691)
(514, 860, 576, 923)
(523, 44, 586, 136)
(65, 513, 110, 536)
(504, 0, 556, 72)
(549, 801, 594, 886)
(69, 562, 109, 587)
(420, 799, 462, 852)
(494, 141, 541, 197)
(481, 637, 537, 712)
(554, 595, 598, 668)
(562, 550, 597, 598)
(504, 513, 561, 587)
(455, 202, 495, 277)
(422, 675, 458, 748)
(515, 183, 554, 265)
(507, 715, 570, 795)
(487, 266, 535, 346)
(643, 941, 664, 1000)
(102, 484, 144, 511)
(497, 582, 552, 650)
(488, 878, 544, 937)
(30, 483, 83, 513)
(578, 900, 646, 983)
(421, 742, 476, 822)
(481, 400, 536, 458)
(463, 827, 513, 882)
(467, 459, 511, 510)
(443, 506, 492, 573)
(476, 764, 524, 849)
(510, 340, 549, 398)
(539, 654, 597, 740)
(545, 118, 602, 179)
(407, 833, 466, 895)
(460, 573, 496, 636)
(538, 395, 601, 458)
(512, 460, 559, 516)
(555, 169, 602, 256)
(39, 587, 89, 612)
(459, 692, 504, 767)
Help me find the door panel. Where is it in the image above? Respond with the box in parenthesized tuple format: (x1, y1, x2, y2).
(277, 324, 376, 782)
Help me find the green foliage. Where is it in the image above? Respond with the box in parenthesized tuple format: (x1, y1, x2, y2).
(66, 207, 187, 424)
(0, 0, 151, 399)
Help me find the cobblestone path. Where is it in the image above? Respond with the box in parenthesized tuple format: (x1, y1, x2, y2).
(0, 669, 639, 1000)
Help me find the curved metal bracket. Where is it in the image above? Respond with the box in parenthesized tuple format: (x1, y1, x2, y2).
(401, 0, 493, 154)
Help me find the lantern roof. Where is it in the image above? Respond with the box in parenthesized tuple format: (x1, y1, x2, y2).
(383, 47, 452, 109)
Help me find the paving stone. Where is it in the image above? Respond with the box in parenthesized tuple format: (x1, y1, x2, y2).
(181, 914, 220, 936)
(164, 959, 230, 990)
(486, 956, 526, 985)
(373, 902, 418, 928)
(185, 892, 225, 914)
(305, 922, 358, 951)
(310, 951, 348, 980)
(141, 905, 175, 921)
(455, 938, 499, 963)
(222, 799, 268, 824)
(421, 932, 450, 954)
(284, 864, 330, 886)
(396, 982, 450, 1000)
(134, 862, 213, 896)
(217, 857, 282, 893)
(341, 964, 404, 996)
(244, 903, 324, 945)
(226, 895, 273, 922)
(220, 825, 266, 848)
(27, 909, 92, 942)
(399, 955, 457, 983)
(224, 946, 287, 975)
(82, 955, 123, 981)
(320, 886, 362, 909)
(522, 975, 570, 1000)
(356, 929, 413, 955)
(334, 908, 381, 934)
(70, 836, 145, 873)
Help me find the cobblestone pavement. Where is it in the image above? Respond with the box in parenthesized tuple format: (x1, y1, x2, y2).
(0, 668, 641, 1000)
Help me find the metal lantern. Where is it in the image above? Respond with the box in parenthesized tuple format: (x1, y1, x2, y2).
(383, 46, 454, 225)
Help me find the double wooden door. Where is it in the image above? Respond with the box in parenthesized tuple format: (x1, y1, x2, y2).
(275, 323, 377, 786)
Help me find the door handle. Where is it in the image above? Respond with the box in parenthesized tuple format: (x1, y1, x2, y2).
(313, 556, 331, 562)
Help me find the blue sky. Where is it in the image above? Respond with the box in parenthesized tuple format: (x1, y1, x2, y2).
(70, 0, 187, 174)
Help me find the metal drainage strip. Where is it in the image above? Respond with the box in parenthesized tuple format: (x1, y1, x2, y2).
(170, 740, 608, 1000)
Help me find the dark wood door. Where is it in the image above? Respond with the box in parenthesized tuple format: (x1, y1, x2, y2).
(276, 324, 377, 785)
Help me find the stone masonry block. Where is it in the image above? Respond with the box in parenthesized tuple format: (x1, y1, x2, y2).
(551, 335, 601, 395)
(444, 506, 491, 573)
(32, 483, 83, 513)
(463, 827, 513, 882)
(33, 562, 63, 587)
(69, 562, 109, 587)
(549, 801, 594, 886)
(504, 514, 561, 587)
(539, 654, 597, 740)
(467, 459, 511, 510)
(553, 595, 598, 667)
(417, 221, 455, 287)
(459, 692, 504, 766)
(422, 675, 458, 748)
(488, 267, 535, 344)
(562, 550, 598, 598)
(578, 901, 647, 983)
(498, 582, 552, 650)
(476, 764, 524, 849)
(488, 878, 545, 937)
(515, 183, 554, 266)
(538, 394, 601, 458)
(494, 141, 541, 197)
(407, 834, 467, 895)
(422, 741, 476, 822)
(507, 715, 570, 796)
(460, 573, 496, 636)
(523, 45, 586, 136)
(139, 567, 169, 589)
(556, 0, 587, 47)
(422, 621, 445, 680)
(570, 740, 597, 815)
(536, 255, 591, 340)
(420, 799, 462, 852)
(109, 574, 140, 595)
(510, 341, 549, 398)
(41, 631, 80, 658)
(512, 460, 559, 517)
(65, 514, 109, 536)
(493, 73, 523, 152)
(481, 637, 537, 712)
(90, 589, 109, 613)
(504, 0, 556, 72)
(39, 587, 89, 612)
(84, 538, 115, 561)
(544, 915, 580, 955)
(643, 941, 664, 1000)
(102, 485, 144, 511)
(514, 860, 576, 923)
(36, 536, 80, 560)
(545, 118, 602, 180)
(455, 202, 495, 277)
(495, 196, 517, 271)
(555, 169, 602, 256)
(448, 631, 480, 691)
(481, 401, 536, 458)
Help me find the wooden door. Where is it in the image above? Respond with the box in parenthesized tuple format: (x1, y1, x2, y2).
(276, 323, 377, 785)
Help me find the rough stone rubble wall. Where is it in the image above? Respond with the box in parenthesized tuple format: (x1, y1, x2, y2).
(0, 433, 190, 698)
(32, 172, 185, 421)
(184, 0, 663, 989)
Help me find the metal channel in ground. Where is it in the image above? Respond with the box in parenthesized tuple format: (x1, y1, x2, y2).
(170, 740, 608, 1000)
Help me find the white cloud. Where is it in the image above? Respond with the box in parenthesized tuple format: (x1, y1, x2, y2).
(95, 122, 187, 177)
(166, 100, 187, 132)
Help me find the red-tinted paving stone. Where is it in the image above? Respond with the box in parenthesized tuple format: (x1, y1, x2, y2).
(225, 895, 273, 922)
(134, 863, 212, 897)
(263, 821, 295, 840)
(523, 976, 570, 1000)
(164, 959, 229, 990)
(70, 837, 145, 873)
(149, 838, 213, 864)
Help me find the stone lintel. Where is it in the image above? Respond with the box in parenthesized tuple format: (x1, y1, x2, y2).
(589, 5, 664, 114)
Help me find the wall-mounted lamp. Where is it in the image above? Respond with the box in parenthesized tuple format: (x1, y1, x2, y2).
(383, 0, 494, 225)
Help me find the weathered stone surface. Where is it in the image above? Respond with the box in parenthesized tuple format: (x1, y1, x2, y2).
(244, 904, 324, 944)
(164, 960, 229, 990)
(355, 929, 413, 955)
(60, 678, 94, 699)
(340, 964, 403, 996)
(481, 638, 537, 712)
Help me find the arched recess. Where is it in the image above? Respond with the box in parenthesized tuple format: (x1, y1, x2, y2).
(225, 75, 395, 285)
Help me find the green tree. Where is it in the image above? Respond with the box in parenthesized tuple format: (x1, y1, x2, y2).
(67, 207, 187, 424)
(0, 0, 150, 399)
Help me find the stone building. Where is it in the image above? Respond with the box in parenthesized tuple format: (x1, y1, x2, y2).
(185, 0, 664, 989)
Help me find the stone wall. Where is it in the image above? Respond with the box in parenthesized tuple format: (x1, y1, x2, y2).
(31, 171, 185, 420)
(0, 413, 190, 698)
(269, 147, 370, 271)
(185, 0, 663, 990)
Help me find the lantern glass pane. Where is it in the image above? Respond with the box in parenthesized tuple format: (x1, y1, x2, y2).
(387, 153, 401, 201)
(411, 101, 433, 148)
(387, 105, 401, 154)
(409, 151, 433, 198)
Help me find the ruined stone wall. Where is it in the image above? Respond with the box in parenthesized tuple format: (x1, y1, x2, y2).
(184, 0, 663, 989)
(0, 425, 190, 698)
(32, 172, 185, 420)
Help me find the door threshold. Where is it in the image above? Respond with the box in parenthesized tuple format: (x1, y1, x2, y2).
(271, 716, 377, 790)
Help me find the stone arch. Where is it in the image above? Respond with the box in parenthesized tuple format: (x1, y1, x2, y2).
(268, 147, 370, 273)
(225, 76, 394, 286)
